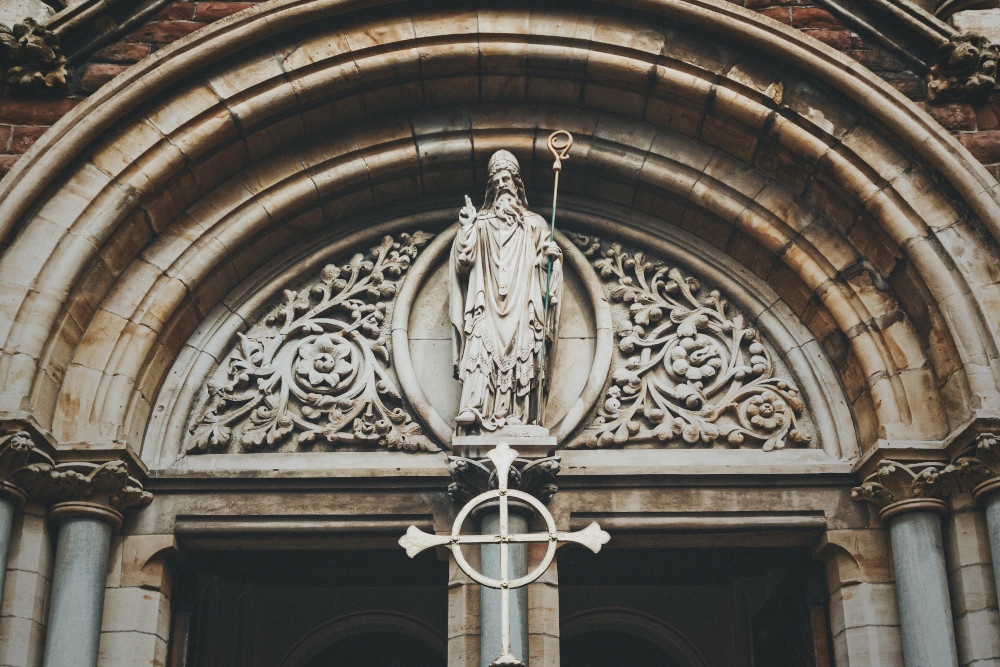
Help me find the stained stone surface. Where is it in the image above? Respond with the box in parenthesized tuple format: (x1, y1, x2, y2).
(0, 0, 52, 26)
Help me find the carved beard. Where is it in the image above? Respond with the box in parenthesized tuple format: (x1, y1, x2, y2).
(492, 190, 525, 226)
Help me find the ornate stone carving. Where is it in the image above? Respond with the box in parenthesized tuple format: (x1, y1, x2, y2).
(570, 235, 812, 451)
(0, 19, 68, 91)
(19, 460, 151, 529)
(448, 452, 560, 505)
(948, 432, 1000, 499)
(927, 32, 999, 102)
(189, 233, 439, 453)
(851, 459, 953, 520)
(0, 430, 53, 505)
(450, 150, 562, 434)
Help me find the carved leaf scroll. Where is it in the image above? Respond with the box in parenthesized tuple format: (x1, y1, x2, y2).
(571, 234, 813, 451)
(189, 232, 439, 454)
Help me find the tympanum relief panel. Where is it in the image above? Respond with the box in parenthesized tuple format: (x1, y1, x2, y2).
(569, 234, 813, 452)
(184, 226, 815, 456)
(188, 232, 440, 454)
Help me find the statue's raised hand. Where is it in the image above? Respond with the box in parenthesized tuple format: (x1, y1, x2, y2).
(459, 195, 477, 226)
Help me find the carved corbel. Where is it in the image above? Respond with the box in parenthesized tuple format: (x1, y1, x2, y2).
(448, 454, 561, 505)
(927, 32, 1000, 102)
(26, 460, 152, 531)
(948, 432, 1000, 501)
(851, 459, 953, 521)
(0, 18, 68, 92)
(0, 430, 54, 506)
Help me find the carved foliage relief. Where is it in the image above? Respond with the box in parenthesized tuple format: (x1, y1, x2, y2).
(188, 233, 439, 454)
(571, 235, 813, 452)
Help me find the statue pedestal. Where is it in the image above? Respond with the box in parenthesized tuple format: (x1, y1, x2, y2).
(451, 425, 556, 459)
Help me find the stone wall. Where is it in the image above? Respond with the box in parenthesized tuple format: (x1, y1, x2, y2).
(0, 504, 51, 667)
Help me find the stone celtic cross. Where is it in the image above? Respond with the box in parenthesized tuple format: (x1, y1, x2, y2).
(399, 442, 610, 666)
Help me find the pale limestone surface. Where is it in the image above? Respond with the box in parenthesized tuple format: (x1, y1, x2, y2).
(0, 506, 50, 667)
(5, 1, 1000, 666)
(0, 0, 52, 26)
(950, 10, 1000, 42)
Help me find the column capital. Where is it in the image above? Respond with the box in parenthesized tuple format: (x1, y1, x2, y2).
(949, 432, 1000, 501)
(0, 428, 55, 507)
(851, 459, 953, 521)
(447, 454, 560, 505)
(24, 459, 152, 531)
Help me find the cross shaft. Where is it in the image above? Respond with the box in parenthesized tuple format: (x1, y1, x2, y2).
(400, 442, 609, 666)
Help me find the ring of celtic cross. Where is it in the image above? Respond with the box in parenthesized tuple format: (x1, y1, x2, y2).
(398, 442, 609, 591)
(449, 486, 558, 590)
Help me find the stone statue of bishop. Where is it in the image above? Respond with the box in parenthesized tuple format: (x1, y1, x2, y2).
(449, 150, 563, 434)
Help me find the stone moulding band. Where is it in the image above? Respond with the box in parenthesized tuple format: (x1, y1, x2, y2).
(48, 500, 124, 530)
(0, 481, 27, 507)
(878, 497, 950, 522)
(973, 477, 1000, 501)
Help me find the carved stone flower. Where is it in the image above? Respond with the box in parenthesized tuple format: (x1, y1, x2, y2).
(746, 392, 786, 431)
(296, 335, 353, 389)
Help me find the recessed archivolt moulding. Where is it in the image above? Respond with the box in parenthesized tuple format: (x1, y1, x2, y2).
(12, 0, 987, 473)
(143, 200, 856, 473)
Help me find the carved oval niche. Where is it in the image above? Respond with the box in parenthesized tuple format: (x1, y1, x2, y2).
(392, 226, 614, 448)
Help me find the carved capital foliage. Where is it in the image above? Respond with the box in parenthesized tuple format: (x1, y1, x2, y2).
(21, 461, 151, 527)
(189, 232, 439, 454)
(570, 234, 812, 452)
(948, 432, 1000, 498)
(0, 430, 53, 504)
(851, 459, 953, 520)
(928, 32, 999, 102)
(0, 19, 68, 93)
(448, 455, 560, 505)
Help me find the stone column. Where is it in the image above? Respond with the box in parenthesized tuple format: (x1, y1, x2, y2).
(448, 452, 560, 667)
(0, 430, 53, 608)
(947, 433, 1000, 663)
(852, 460, 959, 667)
(951, 433, 1000, 594)
(37, 460, 151, 667)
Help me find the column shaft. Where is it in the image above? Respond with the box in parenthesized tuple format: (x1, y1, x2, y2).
(42, 516, 113, 667)
(481, 510, 528, 667)
(984, 492, 1000, 597)
(0, 497, 15, 607)
(888, 511, 959, 667)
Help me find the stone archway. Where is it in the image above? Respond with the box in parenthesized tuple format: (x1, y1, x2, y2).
(280, 611, 447, 667)
(561, 608, 708, 667)
(0, 0, 996, 459)
(3, 1, 1000, 665)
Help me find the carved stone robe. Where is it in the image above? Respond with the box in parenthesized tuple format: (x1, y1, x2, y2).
(449, 208, 562, 431)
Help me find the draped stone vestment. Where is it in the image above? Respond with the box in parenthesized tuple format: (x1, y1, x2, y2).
(449, 208, 562, 431)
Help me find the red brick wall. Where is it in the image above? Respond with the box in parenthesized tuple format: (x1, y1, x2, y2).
(0, 98, 80, 178)
(0, 1, 257, 179)
(0, 1, 998, 178)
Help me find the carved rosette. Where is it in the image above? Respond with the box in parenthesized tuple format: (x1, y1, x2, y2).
(448, 455, 560, 505)
(189, 233, 439, 454)
(928, 33, 1000, 103)
(0, 19, 68, 91)
(570, 235, 812, 451)
(948, 432, 1000, 500)
(0, 430, 54, 506)
(851, 460, 953, 521)
(19, 461, 152, 530)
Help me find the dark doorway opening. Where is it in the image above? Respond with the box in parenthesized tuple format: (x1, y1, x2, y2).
(303, 630, 443, 667)
(559, 546, 833, 667)
(170, 548, 448, 667)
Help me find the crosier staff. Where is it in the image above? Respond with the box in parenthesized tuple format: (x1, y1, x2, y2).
(538, 130, 573, 424)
